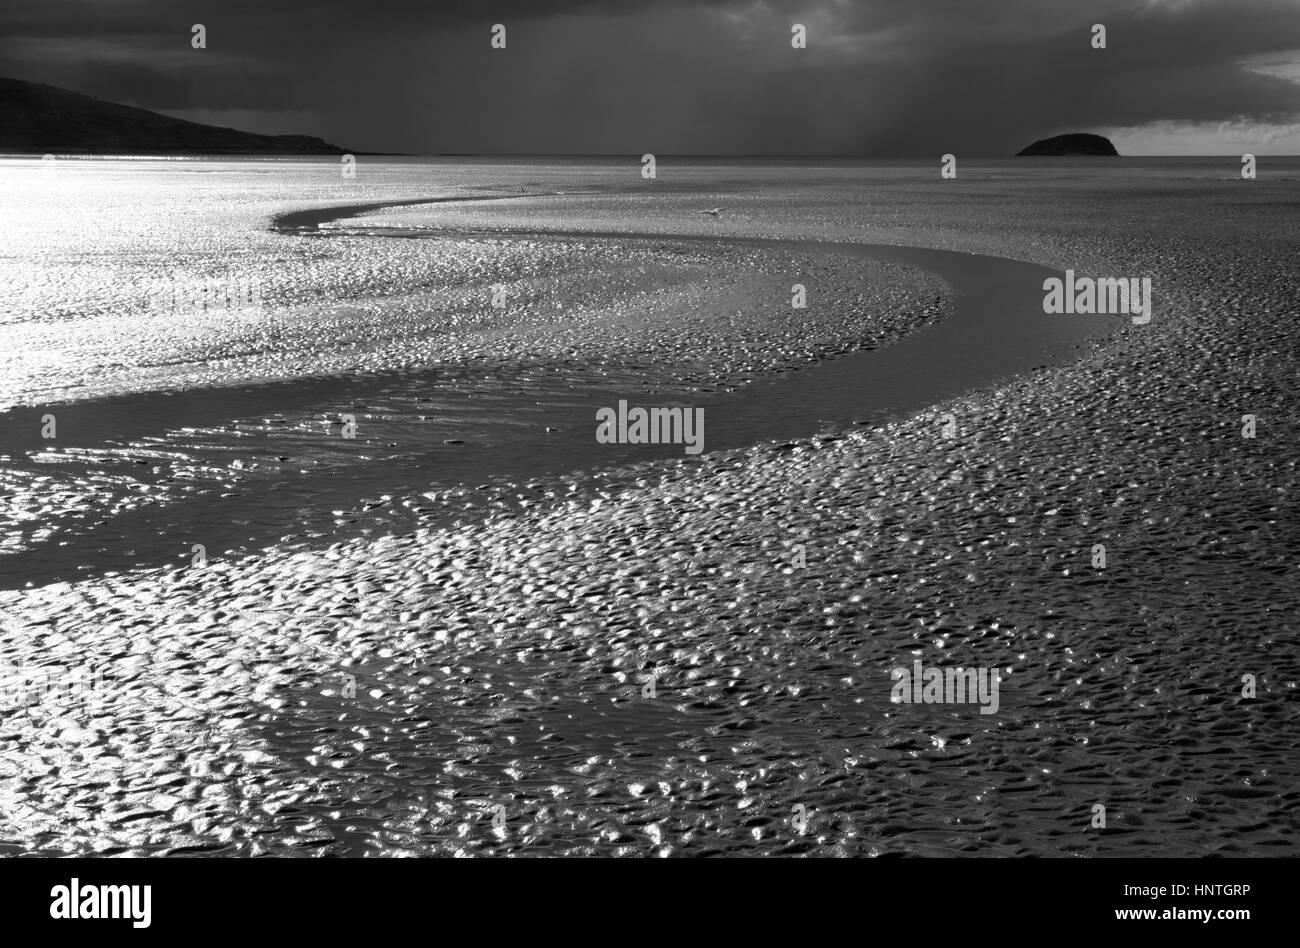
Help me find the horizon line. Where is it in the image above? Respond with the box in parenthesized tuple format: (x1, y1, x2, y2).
(6, 151, 1298, 160)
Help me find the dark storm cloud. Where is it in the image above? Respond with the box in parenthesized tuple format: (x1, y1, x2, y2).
(1, 0, 1298, 153)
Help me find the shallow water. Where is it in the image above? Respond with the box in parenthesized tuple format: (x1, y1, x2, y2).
(0, 160, 1114, 587)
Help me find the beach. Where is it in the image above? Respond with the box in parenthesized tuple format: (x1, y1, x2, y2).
(1, 156, 1297, 855)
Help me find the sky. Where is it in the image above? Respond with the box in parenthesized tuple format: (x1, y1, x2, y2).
(1, 0, 1298, 155)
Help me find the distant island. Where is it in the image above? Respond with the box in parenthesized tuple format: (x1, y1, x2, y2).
(0, 76, 349, 155)
(1016, 133, 1119, 157)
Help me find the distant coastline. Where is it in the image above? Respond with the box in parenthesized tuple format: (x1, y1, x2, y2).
(0, 76, 350, 155)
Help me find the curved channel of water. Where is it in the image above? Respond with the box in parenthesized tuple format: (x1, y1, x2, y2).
(278, 194, 1114, 446)
(1, 195, 1114, 588)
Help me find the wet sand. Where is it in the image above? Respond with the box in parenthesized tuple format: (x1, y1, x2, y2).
(1, 158, 1297, 856)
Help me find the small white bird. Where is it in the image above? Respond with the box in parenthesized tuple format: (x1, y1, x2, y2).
(697, 207, 724, 217)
